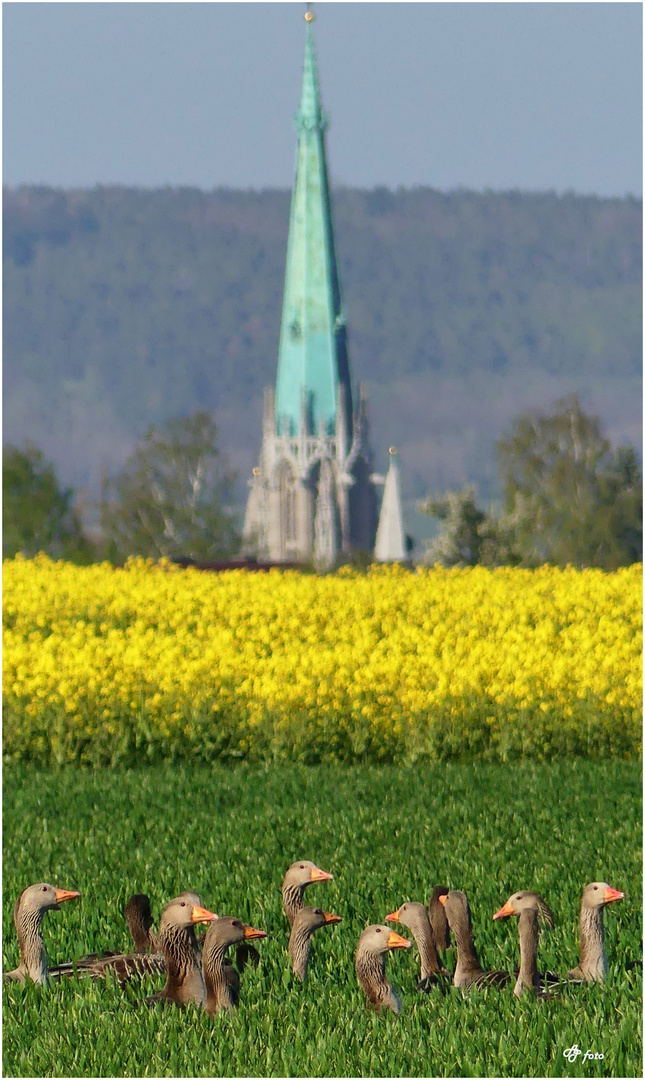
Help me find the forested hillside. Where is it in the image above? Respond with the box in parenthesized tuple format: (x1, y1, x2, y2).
(3, 185, 641, 538)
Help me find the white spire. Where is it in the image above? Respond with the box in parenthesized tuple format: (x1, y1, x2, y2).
(374, 450, 407, 562)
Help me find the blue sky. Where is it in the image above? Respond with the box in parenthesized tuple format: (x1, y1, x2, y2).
(3, 2, 642, 195)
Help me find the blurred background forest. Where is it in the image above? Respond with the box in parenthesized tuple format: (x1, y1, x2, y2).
(3, 184, 642, 546)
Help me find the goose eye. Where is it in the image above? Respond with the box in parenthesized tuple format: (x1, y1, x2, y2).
(593, 886, 598, 891)
(42, 886, 48, 892)
(314, 909, 322, 915)
(402, 905, 407, 911)
(299, 864, 305, 869)
(375, 927, 381, 933)
(180, 901, 186, 907)
(233, 921, 241, 928)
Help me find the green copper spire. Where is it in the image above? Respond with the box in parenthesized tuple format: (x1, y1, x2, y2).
(274, 14, 352, 437)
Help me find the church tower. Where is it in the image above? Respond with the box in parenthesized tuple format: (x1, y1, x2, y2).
(243, 11, 378, 567)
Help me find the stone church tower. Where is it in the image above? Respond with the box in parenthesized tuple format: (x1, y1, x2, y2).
(243, 14, 378, 567)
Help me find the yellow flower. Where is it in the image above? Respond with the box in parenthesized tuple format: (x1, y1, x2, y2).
(2, 556, 641, 763)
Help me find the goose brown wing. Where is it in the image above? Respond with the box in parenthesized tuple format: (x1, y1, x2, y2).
(49, 952, 165, 984)
(471, 968, 511, 988)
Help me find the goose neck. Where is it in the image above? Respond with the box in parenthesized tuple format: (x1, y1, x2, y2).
(451, 917, 482, 980)
(579, 904, 607, 980)
(288, 923, 313, 981)
(409, 911, 441, 979)
(203, 940, 235, 1013)
(282, 883, 304, 925)
(514, 909, 540, 997)
(16, 908, 48, 984)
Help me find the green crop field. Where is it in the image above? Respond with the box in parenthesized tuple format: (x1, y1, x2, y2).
(2, 762, 642, 1078)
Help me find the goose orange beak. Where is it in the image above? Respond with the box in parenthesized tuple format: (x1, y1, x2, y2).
(243, 925, 268, 940)
(604, 887, 625, 904)
(54, 889, 80, 904)
(493, 900, 516, 920)
(191, 905, 217, 924)
(385, 909, 400, 922)
(387, 931, 412, 949)
(323, 911, 341, 924)
(438, 894, 447, 907)
(309, 866, 333, 883)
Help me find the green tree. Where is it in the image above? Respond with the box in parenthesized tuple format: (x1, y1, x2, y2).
(420, 397, 642, 570)
(3, 442, 93, 562)
(418, 486, 487, 567)
(595, 445, 643, 569)
(496, 395, 641, 568)
(418, 485, 521, 568)
(100, 412, 240, 563)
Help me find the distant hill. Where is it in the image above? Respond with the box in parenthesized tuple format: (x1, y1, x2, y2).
(3, 185, 641, 542)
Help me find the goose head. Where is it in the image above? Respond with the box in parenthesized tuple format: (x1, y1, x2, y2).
(580, 882, 624, 910)
(492, 891, 554, 927)
(158, 896, 217, 932)
(357, 924, 412, 956)
(283, 861, 333, 889)
(16, 882, 80, 922)
(385, 901, 428, 935)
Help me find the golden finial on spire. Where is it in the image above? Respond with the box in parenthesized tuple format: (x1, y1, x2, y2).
(304, 6, 314, 22)
(389, 446, 397, 455)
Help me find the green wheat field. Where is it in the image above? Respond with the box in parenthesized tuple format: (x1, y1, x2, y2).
(2, 762, 642, 1078)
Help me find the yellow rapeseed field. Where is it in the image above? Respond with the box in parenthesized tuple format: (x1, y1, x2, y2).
(3, 556, 642, 764)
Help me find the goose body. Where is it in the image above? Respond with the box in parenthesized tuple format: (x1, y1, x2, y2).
(144, 897, 217, 1007)
(492, 890, 558, 996)
(440, 891, 510, 989)
(69, 891, 254, 989)
(355, 925, 412, 1014)
(288, 906, 341, 982)
(427, 886, 451, 955)
(202, 917, 267, 1014)
(48, 891, 204, 983)
(3, 883, 80, 985)
(386, 901, 449, 990)
(568, 882, 624, 983)
(514, 907, 552, 998)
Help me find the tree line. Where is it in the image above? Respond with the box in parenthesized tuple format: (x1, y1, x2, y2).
(4, 185, 640, 505)
(5, 185, 639, 406)
(4, 398, 641, 571)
